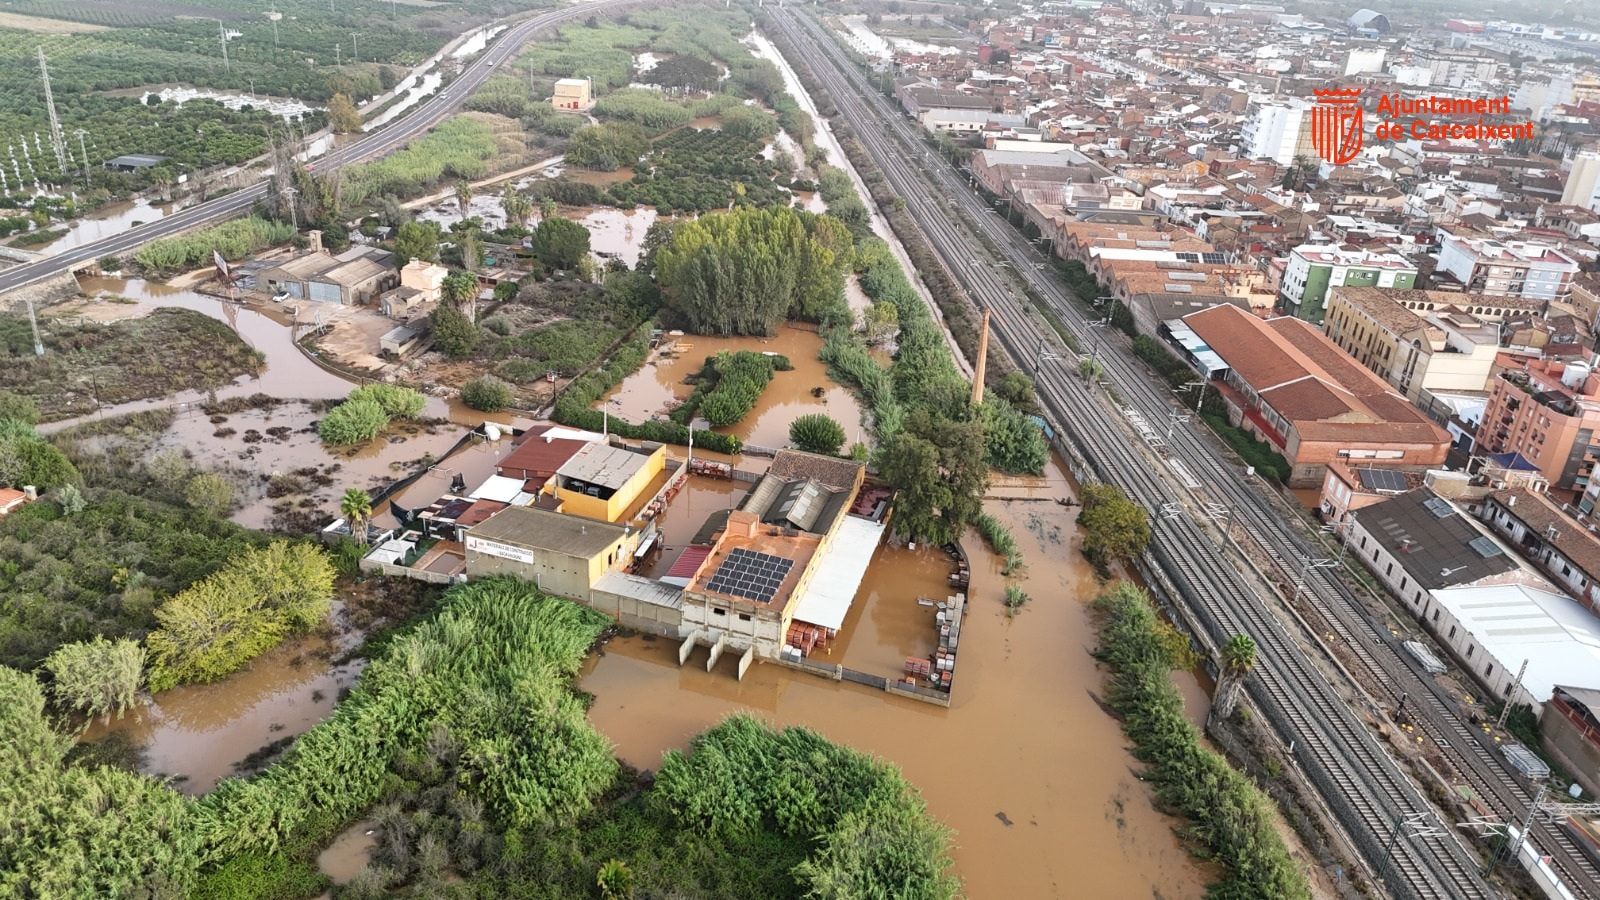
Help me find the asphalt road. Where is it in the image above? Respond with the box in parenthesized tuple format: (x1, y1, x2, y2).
(0, 0, 639, 295)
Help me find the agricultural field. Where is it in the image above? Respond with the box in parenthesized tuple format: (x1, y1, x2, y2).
(0, 0, 556, 196)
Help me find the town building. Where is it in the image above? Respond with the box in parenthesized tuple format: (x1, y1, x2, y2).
(1434, 231, 1580, 302)
(1239, 98, 1311, 166)
(1481, 489, 1600, 613)
(551, 78, 594, 112)
(1279, 244, 1418, 323)
(1478, 357, 1600, 499)
(1562, 152, 1600, 214)
(1346, 490, 1600, 710)
(377, 260, 448, 318)
(0, 486, 34, 518)
(1172, 304, 1451, 486)
(542, 442, 668, 524)
(1542, 686, 1600, 799)
(102, 154, 168, 173)
(1321, 287, 1499, 401)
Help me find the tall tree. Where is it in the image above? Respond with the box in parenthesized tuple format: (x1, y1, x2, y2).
(531, 217, 592, 271)
(393, 220, 441, 267)
(454, 180, 475, 216)
(1076, 483, 1151, 568)
(501, 187, 533, 228)
(875, 408, 985, 545)
(340, 488, 373, 545)
(327, 93, 363, 133)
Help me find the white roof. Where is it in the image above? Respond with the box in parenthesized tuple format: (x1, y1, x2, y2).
(790, 516, 887, 631)
(470, 474, 529, 504)
(540, 425, 605, 443)
(1432, 583, 1600, 701)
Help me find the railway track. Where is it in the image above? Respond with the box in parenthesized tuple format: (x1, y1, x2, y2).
(768, 8, 1519, 898)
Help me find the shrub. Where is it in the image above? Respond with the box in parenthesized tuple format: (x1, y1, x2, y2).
(974, 513, 1022, 574)
(41, 637, 145, 724)
(431, 306, 480, 359)
(1092, 583, 1310, 898)
(461, 376, 514, 412)
(316, 398, 389, 445)
(0, 389, 40, 425)
(789, 413, 846, 455)
(348, 384, 426, 419)
(677, 351, 781, 427)
(1077, 483, 1151, 568)
(134, 218, 296, 272)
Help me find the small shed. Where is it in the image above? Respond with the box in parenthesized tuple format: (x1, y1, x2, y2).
(380, 324, 427, 356)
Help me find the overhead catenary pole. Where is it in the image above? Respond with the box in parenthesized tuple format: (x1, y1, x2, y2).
(1495, 658, 1530, 729)
(72, 128, 89, 190)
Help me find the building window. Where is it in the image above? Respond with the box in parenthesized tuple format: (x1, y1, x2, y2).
(1467, 645, 1474, 659)
(1485, 662, 1494, 677)
(1385, 563, 1393, 577)
(738, 613, 751, 622)
(1432, 609, 1440, 623)
(1449, 625, 1456, 639)
(1400, 576, 1408, 591)
(712, 607, 726, 617)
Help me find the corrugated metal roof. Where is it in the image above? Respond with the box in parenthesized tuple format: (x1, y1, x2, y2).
(791, 517, 887, 631)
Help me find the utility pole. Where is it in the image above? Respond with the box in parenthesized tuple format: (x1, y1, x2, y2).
(1495, 658, 1530, 729)
(281, 185, 299, 230)
(72, 128, 89, 190)
(24, 296, 45, 357)
(36, 48, 69, 176)
(336, 43, 342, 67)
(351, 32, 359, 62)
(218, 20, 230, 72)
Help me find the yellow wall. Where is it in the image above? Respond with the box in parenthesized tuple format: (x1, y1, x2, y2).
(553, 445, 666, 523)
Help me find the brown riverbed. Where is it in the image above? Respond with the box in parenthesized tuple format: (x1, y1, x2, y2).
(601, 326, 867, 450)
(579, 459, 1211, 899)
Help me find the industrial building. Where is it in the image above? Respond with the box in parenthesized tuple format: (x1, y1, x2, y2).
(258, 232, 397, 306)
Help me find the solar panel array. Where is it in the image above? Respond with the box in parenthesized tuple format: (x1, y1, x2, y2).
(1201, 252, 1229, 264)
(1468, 536, 1504, 559)
(705, 548, 794, 603)
(1356, 467, 1408, 492)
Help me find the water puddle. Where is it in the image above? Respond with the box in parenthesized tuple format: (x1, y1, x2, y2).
(580, 206, 657, 268)
(579, 463, 1209, 898)
(40, 197, 190, 255)
(111, 84, 320, 120)
(600, 326, 866, 449)
(317, 820, 379, 884)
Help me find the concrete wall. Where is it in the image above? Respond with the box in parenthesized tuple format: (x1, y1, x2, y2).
(1541, 699, 1600, 798)
(588, 587, 683, 638)
(0, 270, 79, 314)
(464, 532, 630, 600)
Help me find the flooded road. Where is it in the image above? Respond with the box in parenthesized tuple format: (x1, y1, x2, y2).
(579, 462, 1210, 899)
(41, 197, 191, 255)
(80, 627, 363, 795)
(601, 326, 867, 449)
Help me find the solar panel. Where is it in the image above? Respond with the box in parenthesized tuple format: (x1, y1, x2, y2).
(1201, 252, 1229, 264)
(1422, 497, 1455, 519)
(1469, 536, 1504, 559)
(1175, 251, 1201, 262)
(704, 548, 795, 603)
(1356, 468, 1407, 492)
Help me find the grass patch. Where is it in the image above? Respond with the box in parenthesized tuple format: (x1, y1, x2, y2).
(975, 512, 1022, 574)
(1, 308, 262, 421)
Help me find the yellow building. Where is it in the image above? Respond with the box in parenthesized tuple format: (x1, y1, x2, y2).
(545, 442, 666, 523)
(552, 77, 594, 112)
(463, 505, 636, 600)
(1322, 287, 1500, 401)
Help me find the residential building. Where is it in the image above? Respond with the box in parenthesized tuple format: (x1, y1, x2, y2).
(1563, 152, 1600, 214)
(1481, 489, 1600, 613)
(0, 487, 33, 518)
(102, 154, 168, 173)
(1322, 287, 1499, 401)
(551, 78, 593, 112)
(1478, 357, 1600, 499)
(1279, 244, 1418, 323)
(1346, 490, 1600, 710)
(1317, 460, 1428, 528)
(1542, 686, 1600, 799)
(377, 259, 448, 318)
(1240, 98, 1311, 165)
(1434, 231, 1580, 302)
(1172, 304, 1451, 486)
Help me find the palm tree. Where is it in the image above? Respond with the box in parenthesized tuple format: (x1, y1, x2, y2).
(501, 187, 532, 228)
(340, 488, 373, 546)
(1212, 633, 1256, 720)
(597, 859, 634, 899)
(454, 180, 474, 216)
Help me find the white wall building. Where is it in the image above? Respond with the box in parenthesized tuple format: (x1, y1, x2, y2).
(1240, 99, 1310, 165)
(1562, 152, 1600, 214)
(1344, 47, 1387, 76)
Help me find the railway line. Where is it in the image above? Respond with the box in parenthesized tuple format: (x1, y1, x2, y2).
(767, 7, 1553, 897)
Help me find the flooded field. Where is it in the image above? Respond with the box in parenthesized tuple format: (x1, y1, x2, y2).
(579, 465, 1211, 898)
(111, 84, 320, 120)
(41, 197, 189, 254)
(601, 326, 867, 449)
(80, 626, 362, 795)
(634, 474, 746, 580)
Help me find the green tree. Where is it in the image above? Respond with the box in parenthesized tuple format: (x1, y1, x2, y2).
(1213, 633, 1257, 720)
(0, 420, 79, 489)
(340, 488, 373, 546)
(42, 637, 146, 725)
(994, 371, 1036, 409)
(1077, 483, 1151, 568)
(145, 541, 335, 691)
(875, 409, 986, 545)
(431, 305, 479, 359)
(393, 220, 441, 267)
(317, 399, 388, 445)
(460, 376, 513, 412)
(531, 217, 592, 271)
(979, 398, 1047, 474)
(501, 187, 533, 228)
(327, 92, 363, 133)
(789, 413, 846, 455)
(564, 122, 649, 171)
(183, 472, 233, 517)
(454, 180, 475, 216)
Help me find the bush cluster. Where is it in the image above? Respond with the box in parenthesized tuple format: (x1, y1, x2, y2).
(1092, 583, 1310, 899)
(317, 384, 426, 445)
(675, 351, 784, 427)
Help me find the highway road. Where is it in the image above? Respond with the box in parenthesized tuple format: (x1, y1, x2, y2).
(766, 7, 1600, 898)
(0, 0, 640, 296)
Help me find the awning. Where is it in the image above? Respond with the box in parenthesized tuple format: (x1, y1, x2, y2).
(1163, 319, 1228, 376)
(791, 517, 887, 631)
(469, 474, 528, 504)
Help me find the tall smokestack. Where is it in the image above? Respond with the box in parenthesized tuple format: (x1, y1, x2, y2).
(971, 308, 991, 407)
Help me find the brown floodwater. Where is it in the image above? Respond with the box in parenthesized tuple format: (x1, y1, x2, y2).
(824, 541, 948, 675)
(80, 624, 363, 795)
(600, 326, 867, 449)
(317, 820, 379, 885)
(579, 206, 658, 269)
(634, 473, 746, 580)
(579, 465, 1211, 899)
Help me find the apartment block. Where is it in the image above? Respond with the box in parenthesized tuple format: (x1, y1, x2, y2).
(1279, 244, 1418, 323)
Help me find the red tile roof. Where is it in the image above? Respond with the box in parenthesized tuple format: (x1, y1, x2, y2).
(496, 436, 590, 483)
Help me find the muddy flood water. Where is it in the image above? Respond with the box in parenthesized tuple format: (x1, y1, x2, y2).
(601, 326, 867, 450)
(579, 461, 1211, 899)
(81, 620, 363, 795)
